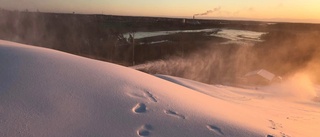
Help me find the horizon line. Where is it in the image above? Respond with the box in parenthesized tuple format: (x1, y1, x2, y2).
(1, 8, 320, 25)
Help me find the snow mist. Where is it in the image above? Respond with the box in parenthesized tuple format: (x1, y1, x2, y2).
(264, 50, 320, 101)
(136, 43, 256, 84)
(265, 73, 316, 100)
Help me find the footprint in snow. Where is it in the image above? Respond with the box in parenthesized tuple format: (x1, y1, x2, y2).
(269, 120, 276, 129)
(127, 90, 157, 103)
(132, 103, 147, 114)
(137, 124, 153, 137)
(280, 131, 291, 137)
(144, 91, 157, 102)
(206, 125, 224, 135)
(164, 110, 185, 119)
(268, 120, 282, 130)
(128, 92, 146, 99)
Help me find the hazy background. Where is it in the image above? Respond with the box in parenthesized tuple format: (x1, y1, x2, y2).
(1, 1, 320, 87)
(1, 0, 320, 23)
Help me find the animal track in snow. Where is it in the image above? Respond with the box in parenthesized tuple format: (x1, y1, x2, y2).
(137, 124, 153, 137)
(127, 90, 157, 103)
(268, 120, 289, 137)
(145, 91, 157, 102)
(164, 110, 185, 119)
(266, 135, 274, 137)
(127, 92, 146, 99)
(280, 131, 291, 137)
(132, 103, 147, 113)
(268, 120, 282, 130)
(269, 120, 276, 129)
(206, 125, 224, 135)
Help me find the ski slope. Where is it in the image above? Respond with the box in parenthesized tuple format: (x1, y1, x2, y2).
(0, 40, 319, 137)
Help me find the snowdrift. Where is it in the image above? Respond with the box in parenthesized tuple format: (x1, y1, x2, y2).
(0, 40, 319, 137)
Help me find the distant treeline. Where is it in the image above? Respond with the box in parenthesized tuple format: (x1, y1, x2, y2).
(254, 29, 320, 79)
(0, 10, 227, 65)
(1, 9, 320, 84)
(0, 9, 272, 66)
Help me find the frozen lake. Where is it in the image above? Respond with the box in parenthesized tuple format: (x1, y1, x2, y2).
(210, 29, 266, 42)
(124, 28, 267, 42)
(123, 28, 218, 39)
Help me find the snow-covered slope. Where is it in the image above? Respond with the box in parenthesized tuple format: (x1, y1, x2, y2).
(0, 40, 319, 137)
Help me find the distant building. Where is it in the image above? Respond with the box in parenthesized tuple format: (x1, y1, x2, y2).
(245, 69, 275, 81)
(242, 69, 281, 85)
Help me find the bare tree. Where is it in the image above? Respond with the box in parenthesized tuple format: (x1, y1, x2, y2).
(128, 32, 135, 65)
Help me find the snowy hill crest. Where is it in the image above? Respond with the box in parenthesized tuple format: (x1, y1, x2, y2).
(0, 40, 319, 137)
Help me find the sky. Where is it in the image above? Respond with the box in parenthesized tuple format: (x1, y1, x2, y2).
(1, 0, 320, 23)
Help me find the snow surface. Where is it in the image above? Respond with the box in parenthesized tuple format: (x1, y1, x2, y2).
(0, 40, 319, 137)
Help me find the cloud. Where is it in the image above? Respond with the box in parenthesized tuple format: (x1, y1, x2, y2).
(233, 11, 240, 16)
(248, 7, 255, 12)
(277, 3, 284, 8)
